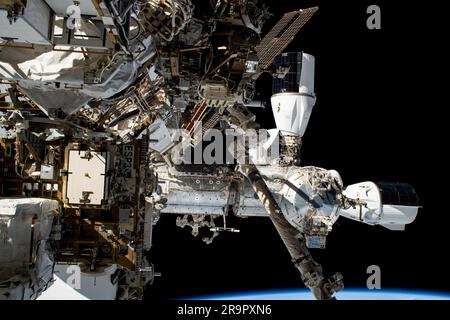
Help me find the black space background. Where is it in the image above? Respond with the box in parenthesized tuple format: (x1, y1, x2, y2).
(144, 0, 446, 300)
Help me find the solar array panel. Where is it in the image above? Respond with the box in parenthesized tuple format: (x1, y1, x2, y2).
(256, 7, 318, 70)
(272, 52, 303, 94)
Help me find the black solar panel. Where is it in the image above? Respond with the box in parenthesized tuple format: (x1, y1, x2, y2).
(272, 52, 303, 94)
(257, 7, 318, 70)
(377, 182, 420, 206)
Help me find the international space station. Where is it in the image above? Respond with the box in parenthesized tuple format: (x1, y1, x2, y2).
(0, 0, 419, 300)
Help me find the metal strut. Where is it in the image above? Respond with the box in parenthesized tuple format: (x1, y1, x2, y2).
(240, 163, 344, 300)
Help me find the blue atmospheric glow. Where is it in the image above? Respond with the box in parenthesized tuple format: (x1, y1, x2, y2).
(189, 289, 450, 300)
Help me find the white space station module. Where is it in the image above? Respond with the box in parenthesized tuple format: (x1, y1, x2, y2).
(0, 0, 419, 300)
